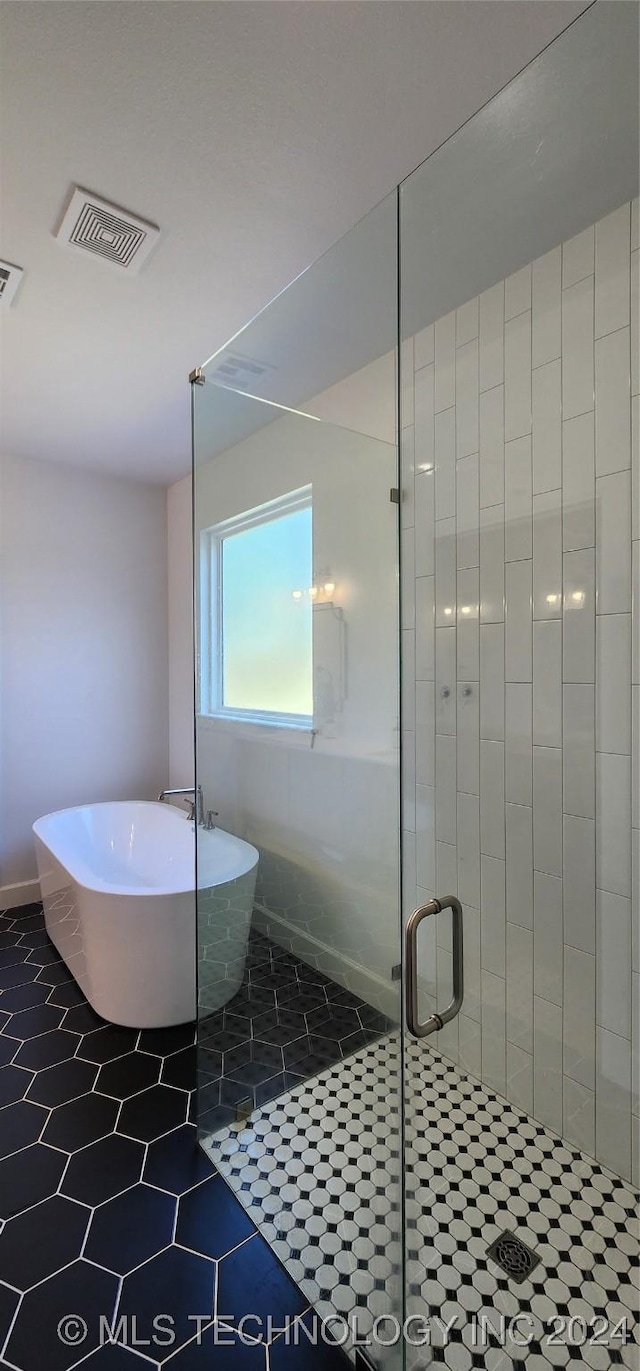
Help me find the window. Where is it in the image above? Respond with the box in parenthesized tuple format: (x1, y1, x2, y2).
(200, 487, 313, 727)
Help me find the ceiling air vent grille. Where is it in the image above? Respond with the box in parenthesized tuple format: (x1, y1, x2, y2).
(0, 261, 24, 307)
(55, 187, 160, 273)
(209, 352, 276, 389)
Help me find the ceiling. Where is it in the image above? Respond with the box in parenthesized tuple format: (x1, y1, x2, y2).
(0, 0, 588, 485)
(194, 0, 636, 465)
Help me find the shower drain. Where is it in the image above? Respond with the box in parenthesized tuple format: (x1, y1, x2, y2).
(486, 1230, 540, 1284)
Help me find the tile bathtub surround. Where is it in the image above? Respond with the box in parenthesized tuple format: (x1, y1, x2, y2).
(0, 902, 348, 1371)
(402, 197, 639, 1184)
(205, 1034, 639, 1371)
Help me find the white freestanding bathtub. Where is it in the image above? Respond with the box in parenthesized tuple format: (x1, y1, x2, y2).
(32, 801, 259, 1029)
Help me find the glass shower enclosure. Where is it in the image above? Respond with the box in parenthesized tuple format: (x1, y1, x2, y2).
(192, 190, 405, 1363)
(192, 4, 638, 1366)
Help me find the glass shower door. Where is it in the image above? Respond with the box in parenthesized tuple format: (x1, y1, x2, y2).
(399, 3, 638, 1366)
(190, 11, 639, 1352)
(192, 190, 406, 1369)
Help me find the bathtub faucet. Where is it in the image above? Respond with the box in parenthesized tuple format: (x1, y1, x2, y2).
(158, 785, 204, 825)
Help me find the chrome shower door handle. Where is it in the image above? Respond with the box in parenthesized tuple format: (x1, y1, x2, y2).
(405, 895, 464, 1038)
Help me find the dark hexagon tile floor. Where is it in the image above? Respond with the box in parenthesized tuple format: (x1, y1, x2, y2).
(26, 1056, 98, 1107)
(197, 928, 393, 1136)
(6, 1260, 119, 1371)
(60, 1133, 145, 1207)
(0, 903, 350, 1371)
(143, 1125, 213, 1196)
(0, 1100, 48, 1159)
(83, 1184, 176, 1275)
(97, 1050, 161, 1100)
(0, 1194, 91, 1290)
(175, 1174, 255, 1260)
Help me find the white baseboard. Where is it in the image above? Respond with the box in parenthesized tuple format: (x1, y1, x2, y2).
(0, 878, 41, 911)
(252, 901, 398, 1020)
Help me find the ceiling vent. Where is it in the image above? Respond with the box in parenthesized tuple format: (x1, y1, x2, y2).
(55, 187, 160, 273)
(209, 352, 275, 389)
(0, 261, 24, 307)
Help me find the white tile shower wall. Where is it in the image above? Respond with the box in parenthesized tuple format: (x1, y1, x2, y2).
(402, 198, 639, 1184)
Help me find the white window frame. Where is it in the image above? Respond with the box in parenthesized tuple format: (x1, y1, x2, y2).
(199, 486, 313, 730)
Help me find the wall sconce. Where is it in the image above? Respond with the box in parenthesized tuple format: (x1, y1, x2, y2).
(292, 572, 337, 604)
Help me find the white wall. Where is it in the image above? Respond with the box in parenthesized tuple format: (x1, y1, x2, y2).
(0, 452, 169, 892)
(167, 473, 194, 789)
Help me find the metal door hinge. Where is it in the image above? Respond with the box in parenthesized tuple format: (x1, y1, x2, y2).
(391, 963, 402, 982)
(390, 486, 400, 503)
(189, 366, 205, 386)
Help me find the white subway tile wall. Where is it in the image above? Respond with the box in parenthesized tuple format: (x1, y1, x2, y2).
(401, 198, 639, 1184)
